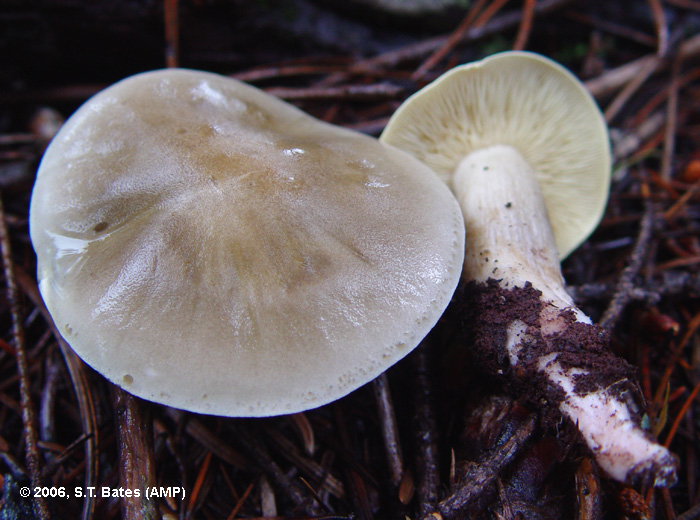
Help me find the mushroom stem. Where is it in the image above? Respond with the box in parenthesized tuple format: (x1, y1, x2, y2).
(453, 145, 677, 486)
(454, 145, 584, 314)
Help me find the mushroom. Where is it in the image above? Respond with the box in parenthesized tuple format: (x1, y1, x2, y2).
(380, 51, 677, 486)
(30, 68, 465, 418)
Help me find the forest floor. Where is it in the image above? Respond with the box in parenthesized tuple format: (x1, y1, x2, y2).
(1, 0, 700, 519)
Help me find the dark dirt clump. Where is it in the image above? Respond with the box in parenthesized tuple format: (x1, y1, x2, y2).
(460, 279, 641, 427)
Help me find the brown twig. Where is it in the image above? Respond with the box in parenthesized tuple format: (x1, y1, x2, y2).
(333, 404, 375, 520)
(112, 386, 159, 520)
(663, 379, 700, 448)
(55, 345, 99, 520)
(651, 311, 700, 418)
(164, 0, 180, 68)
(648, 0, 669, 57)
(264, 429, 345, 500)
(411, 0, 488, 80)
(373, 373, 404, 489)
(318, 0, 574, 88)
(612, 110, 666, 162)
(666, 0, 700, 9)
(232, 65, 349, 83)
(585, 33, 700, 100)
(38, 353, 61, 452)
(469, 0, 512, 36)
(225, 479, 256, 520)
(574, 458, 603, 520)
(603, 55, 662, 123)
(0, 193, 51, 519)
(564, 11, 657, 48)
(179, 415, 248, 468)
(661, 53, 683, 180)
(424, 414, 537, 520)
(13, 265, 99, 520)
(265, 83, 403, 101)
(234, 424, 318, 515)
(512, 0, 537, 51)
(411, 345, 440, 518)
(676, 502, 700, 520)
(600, 200, 657, 331)
(664, 176, 700, 221)
(187, 450, 213, 516)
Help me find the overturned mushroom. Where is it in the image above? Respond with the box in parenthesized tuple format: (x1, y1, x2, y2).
(381, 51, 677, 486)
(30, 68, 465, 417)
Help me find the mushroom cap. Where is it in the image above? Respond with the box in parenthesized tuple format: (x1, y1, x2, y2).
(380, 51, 611, 259)
(30, 69, 465, 417)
